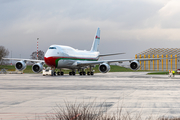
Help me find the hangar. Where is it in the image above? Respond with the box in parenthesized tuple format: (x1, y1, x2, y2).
(135, 48, 180, 71)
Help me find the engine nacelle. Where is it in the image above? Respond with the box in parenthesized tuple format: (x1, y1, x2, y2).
(32, 63, 43, 73)
(15, 61, 26, 71)
(99, 63, 110, 73)
(130, 60, 140, 70)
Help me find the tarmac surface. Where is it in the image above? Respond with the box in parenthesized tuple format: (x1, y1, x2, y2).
(0, 72, 180, 120)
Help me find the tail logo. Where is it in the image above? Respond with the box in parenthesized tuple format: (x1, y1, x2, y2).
(95, 36, 100, 39)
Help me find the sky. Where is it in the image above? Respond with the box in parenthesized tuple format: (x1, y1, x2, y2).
(1, 0, 180, 60)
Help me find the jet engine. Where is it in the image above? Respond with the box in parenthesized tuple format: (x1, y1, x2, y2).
(99, 63, 110, 73)
(15, 61, 26, 71)
(32, 63, 43, 73)
(130, 60, 140, 70)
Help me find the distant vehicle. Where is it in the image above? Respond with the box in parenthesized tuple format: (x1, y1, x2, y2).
(3, 28, 161, 76)
(42, 67, 53, 76)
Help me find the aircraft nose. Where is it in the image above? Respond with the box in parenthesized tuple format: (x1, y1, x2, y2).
(44, 57, 56, 67)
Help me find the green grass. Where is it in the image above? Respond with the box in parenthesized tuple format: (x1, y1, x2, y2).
(0, 65, 15, 71)
(0, 65, 35, 73)
(94, 65, 134, 72)
(147, 71, 169, 75)
(147, 71, 180, 75)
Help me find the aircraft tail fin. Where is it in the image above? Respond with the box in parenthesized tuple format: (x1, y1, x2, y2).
(91, 28, 100, 52)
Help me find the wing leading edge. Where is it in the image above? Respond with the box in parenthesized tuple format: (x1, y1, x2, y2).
(77, 58, 162, 66)
(99, 53, 125, 57)
(2, 58, 44, 63)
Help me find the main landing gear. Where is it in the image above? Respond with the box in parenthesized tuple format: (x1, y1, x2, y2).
(79, 66, 94, 76)
(69, 70, 94, 76)
(57, 71, 64, 76)
(53, 71, 64, 76)
(69, 71, 76, 76)
(87, 66, 94, 76)
(48, 67, 95, 76)
(87, 71, 94, 75)
(79, 71, 94, 76)
(79, 71, 86, 75)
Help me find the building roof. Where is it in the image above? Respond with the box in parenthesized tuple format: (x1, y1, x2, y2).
(136, 48, 180, 58)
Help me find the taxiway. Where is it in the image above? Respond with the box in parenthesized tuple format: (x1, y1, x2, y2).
(0, 72, 180, 120)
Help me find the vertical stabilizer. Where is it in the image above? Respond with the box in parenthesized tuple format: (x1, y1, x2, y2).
(91, 28, 100, 52)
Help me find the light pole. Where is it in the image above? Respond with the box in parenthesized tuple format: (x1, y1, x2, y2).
(37, 38, 39, 60)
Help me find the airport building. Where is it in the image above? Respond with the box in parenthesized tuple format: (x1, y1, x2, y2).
(135, 48, 180, 71)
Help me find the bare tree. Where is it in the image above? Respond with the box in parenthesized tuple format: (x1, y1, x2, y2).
(0, 46, 9, 65)
(30, 50, 44, 60)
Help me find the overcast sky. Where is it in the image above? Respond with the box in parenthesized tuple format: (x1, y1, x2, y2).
(1, 0, 180, 60)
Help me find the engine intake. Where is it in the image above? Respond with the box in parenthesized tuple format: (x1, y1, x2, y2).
(130, 60, 140, 70)
(99, 63, 110, 73)
(15, 61, 26, 71)
(32, 63, 43, 73)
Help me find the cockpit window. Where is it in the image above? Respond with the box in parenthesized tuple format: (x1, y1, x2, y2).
(49, 47, 56, 49)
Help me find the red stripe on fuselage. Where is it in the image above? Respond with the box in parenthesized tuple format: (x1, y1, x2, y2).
(44, 56, 98, 68)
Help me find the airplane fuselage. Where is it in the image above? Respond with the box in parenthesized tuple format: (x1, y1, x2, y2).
(44, 45, 99, 69)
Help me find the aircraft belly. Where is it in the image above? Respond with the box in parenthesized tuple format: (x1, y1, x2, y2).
(57, 60, 76, 68)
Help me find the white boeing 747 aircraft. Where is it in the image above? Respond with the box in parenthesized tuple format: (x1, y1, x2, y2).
(3, 28, 161, 76)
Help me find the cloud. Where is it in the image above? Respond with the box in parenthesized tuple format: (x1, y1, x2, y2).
(158, 0, 180, 28)
(1, 0, 180, 59)
(0, 0, 165, 29)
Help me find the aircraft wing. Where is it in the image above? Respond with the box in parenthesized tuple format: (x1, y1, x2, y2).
(99, 53, 125, 57)
(2, 58, 44, 63)
(77, 58, 162, 66)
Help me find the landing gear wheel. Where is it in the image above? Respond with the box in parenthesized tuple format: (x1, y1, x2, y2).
(57, 72, 60, 76)
(69, 72, 72, 75)
(80, 72, 83, 76)
(83, 71, 86, 75)
(91, 72, 94, 75)
(72, 71, 76, 75)
(61, 72, 64, 75)
(87, 72, 90, 75)
(54, 72, 56, 76)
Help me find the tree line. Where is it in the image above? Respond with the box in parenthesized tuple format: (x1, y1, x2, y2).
(0, 46, 44, 65)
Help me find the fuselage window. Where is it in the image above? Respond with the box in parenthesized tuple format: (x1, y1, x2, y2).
(49, 47, 56, 49)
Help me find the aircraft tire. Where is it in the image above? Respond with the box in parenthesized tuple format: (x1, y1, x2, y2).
(57, 72, 60, 76)
(83, 71, 86, 75)
(79, 72, 82, 75)
(54, 72, 56, 76)
(87, 72, 90, 75)
(69, 72, 72, 75)
(72, 71, 76, 75)
(61, 72, 64, 75)
(91, 72, 94, 75)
